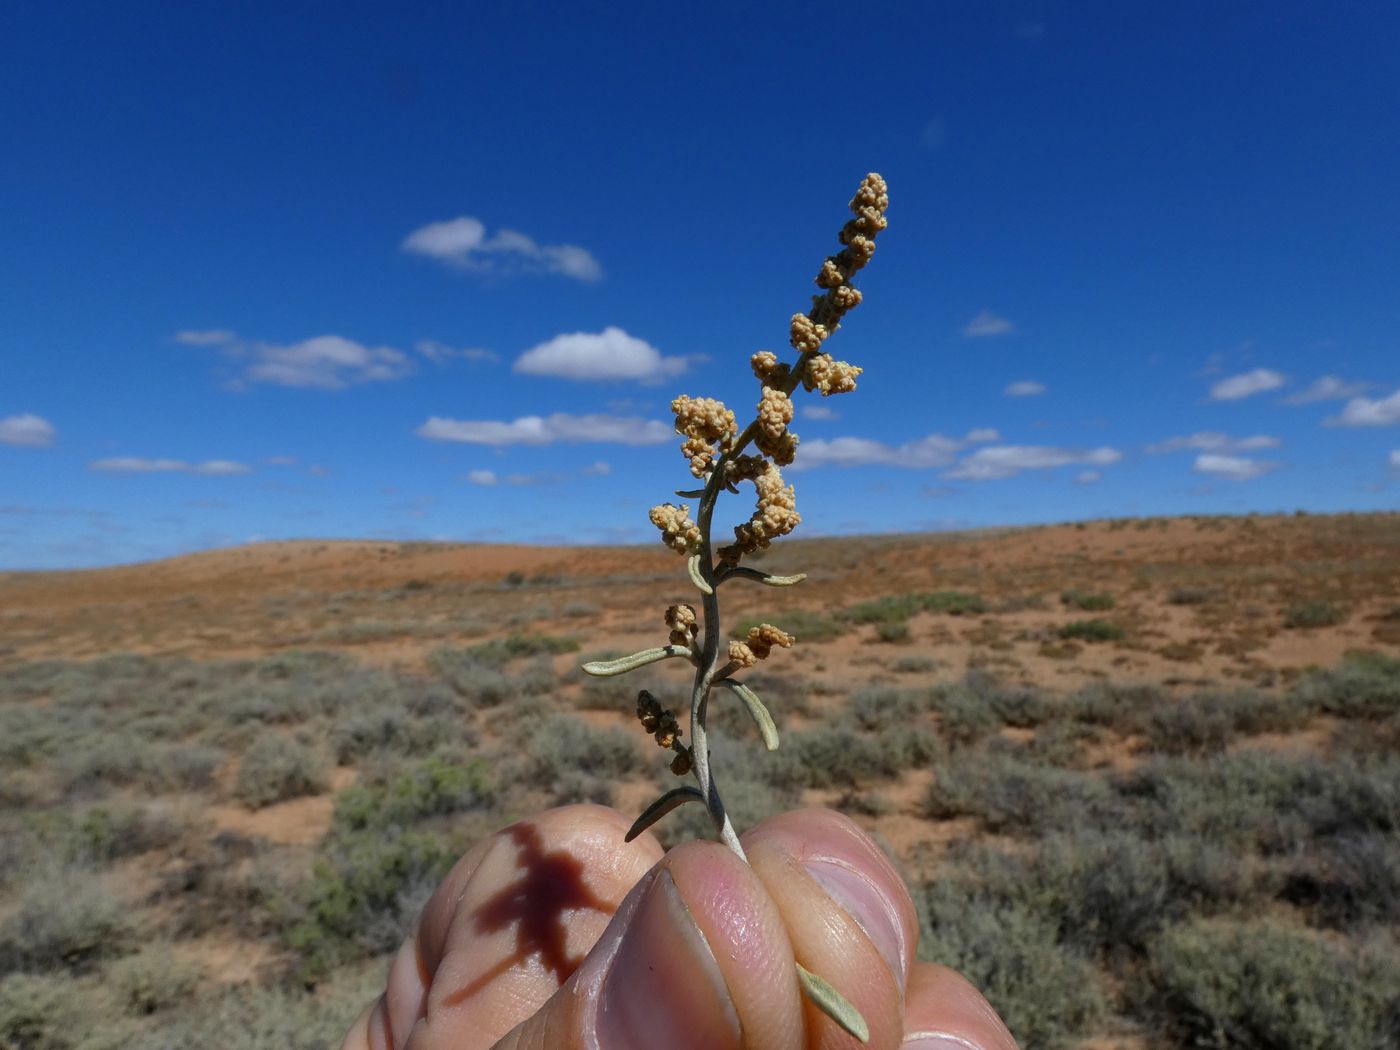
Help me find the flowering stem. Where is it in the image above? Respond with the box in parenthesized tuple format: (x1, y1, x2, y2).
(689, 451, 746, 859)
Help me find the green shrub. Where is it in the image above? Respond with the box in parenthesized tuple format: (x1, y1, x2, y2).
(235, 732, 329, 809)
(842, 594, 924, 626)
(1061, 588, 1115, 611)
(1280, 832, 1400, 928)
(1059, 619, 1124, 643)
(334, 755, 495, 833)
(919, 879, 1104, 1049)
(24, 802, 186, 868)
(779, 726, 895, 789)
(525, 715, 639, 804)
(288, 830, 455, 980)
(0, 868, 134, 974)
(930, 685, 1002, 746)
(109, 945, 200, 1015)
(1147, 918, 1400, 1049)
(1292, 651, 1400, 719)
(468, 632, 580, 666)
(874, 620, 910, 643)
(848, 686, 928, 732)
(925, 752, 1118, 833)
(1284, 599, 1345, 628)
(922, 590, 988, 615)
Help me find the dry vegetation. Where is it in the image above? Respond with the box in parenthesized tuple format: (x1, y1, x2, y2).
(1, 511, 1398, 1048)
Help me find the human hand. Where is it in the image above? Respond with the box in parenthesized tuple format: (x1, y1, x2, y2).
(341, 805, 1017, 1049)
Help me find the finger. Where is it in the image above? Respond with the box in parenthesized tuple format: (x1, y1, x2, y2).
(900, 963, 1018, 1050)
(343, 804, 664, 1050)
(743, 809, 921, 1049)
(493, 836, 806, 1050)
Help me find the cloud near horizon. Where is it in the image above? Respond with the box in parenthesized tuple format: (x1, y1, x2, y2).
(945, 445, 1122, 481)
(0, 413, 56, 448)
(513, 327, 687, 382)
(1209, 368, 1286, 401)
(1004, 380, 1046, 397)
(401, 216, 601, 281)
(1192, 453, 1277, 481)
(417, 412, 672, 446)
(793, 427, 999, 471)
(90, 457, 253, 476)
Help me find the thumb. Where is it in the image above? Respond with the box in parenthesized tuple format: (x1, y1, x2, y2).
(495, 811, 915, 1050)
(492, 839, 803, 1050)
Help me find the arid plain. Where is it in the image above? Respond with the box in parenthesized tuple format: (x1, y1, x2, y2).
(2, 512, 1398, 1048)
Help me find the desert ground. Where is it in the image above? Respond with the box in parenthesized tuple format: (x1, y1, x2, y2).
(1, 511, 1398, 1048)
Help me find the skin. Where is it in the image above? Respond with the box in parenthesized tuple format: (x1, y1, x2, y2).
(341, 805, 1019, 1050)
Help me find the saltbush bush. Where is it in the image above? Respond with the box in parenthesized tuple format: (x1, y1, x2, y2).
(235, 732, 329, 809)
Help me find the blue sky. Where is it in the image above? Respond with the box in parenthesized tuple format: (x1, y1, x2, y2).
(3, 2, 1398, 569)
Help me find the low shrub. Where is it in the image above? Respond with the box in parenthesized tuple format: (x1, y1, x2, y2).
(235, 732, 329, 809)
(925, 752, 1118, 834)
(1059, 619, 1124, 643)
(1167, 586, 1215, 605)
(334, 755, 495, 833)
(922, 590, 988, 616)
(1061, 588, 1115, 611)
(1146, 917, 1400, 1049)
(874, 620, 910, 643)
(735, 609, 846, 642)
(525, 715, 639, 804)
(1284, 599, 1345, 629)
(288, 830, 456, 980)
(109, 945, 200, 1015)
(0, 868, 134, 974)
(1291, 650, 1400, 719)
(919, 878, 1104, 1049)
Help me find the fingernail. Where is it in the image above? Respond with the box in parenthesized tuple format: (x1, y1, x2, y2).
(596, 868, 741, 1049)
(902, 1035, 987, 1049)
(804, 857, 907, 993)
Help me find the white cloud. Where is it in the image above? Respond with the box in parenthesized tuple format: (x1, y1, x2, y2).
(1282, 375, 1369, 404)
(90, 457, 253, 475)
(1329, 387, 1400, 427)
(0, 413, 56, 448)
(1192, 453, 1277, 481)
(1004, 380, 1046, 397)
(265, 455, 298, 466)
(1390, 449, 1400, 470)
(417, 412, 671, 447)
(802, 404, 840, 421)
(466, 469, 498, 486)
(962, 311, 1014, 337)
(1146, 432, 1281, 454)
(1209, 368, 1286, 401)
(244, 335, 413, 389)
(582, 461, 612, 476)
(513, 327, 685, 382)
(415, 340, 499, 364)
(401, 216, 601, 281)
(173, 329, 237, 347)
(1076, 471, 1102, 484)
(794, 433, 966, 470)
(946, 445, 1122, 481)
(964, 427, 1001, 444)
(181, 330, 415, 389)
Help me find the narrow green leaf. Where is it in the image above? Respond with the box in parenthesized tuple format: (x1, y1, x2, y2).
(687, 553, 714, 595)
(796, 963, 869, 1043)
(716, 679, 779, 751)
(674, 487, 706, 498)
(625, 786, 706, 842)
(581, 645, 689, 677)
(722, 566, 808, 587)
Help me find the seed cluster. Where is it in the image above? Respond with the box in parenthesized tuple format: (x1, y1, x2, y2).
(727, 623, 796, 668)
(665, 603, 698, 647)
(636, 689, 691, 775)
(648, 503, 701, 554)
(672, 395, 738, 479)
